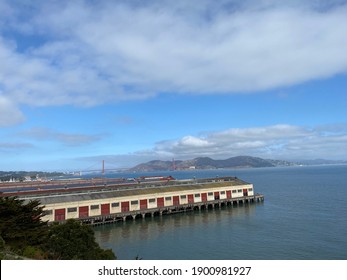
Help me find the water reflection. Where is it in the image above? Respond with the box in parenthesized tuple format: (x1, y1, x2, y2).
(94, 204, 257, 259)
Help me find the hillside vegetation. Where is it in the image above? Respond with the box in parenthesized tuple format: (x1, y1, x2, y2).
(130, 156, 297, 172)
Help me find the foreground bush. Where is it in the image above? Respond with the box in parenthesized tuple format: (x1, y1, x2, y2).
(0, 196, 116, 260)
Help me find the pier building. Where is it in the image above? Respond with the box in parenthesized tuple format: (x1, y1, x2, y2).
(13, 176, 264, 225)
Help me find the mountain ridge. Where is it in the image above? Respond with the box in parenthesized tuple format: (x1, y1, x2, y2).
(129, 156, 297, 172)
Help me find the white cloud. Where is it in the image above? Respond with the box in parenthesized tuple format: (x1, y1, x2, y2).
(0, 0, 347, 112)
(19, 127, 103, 146)
(78, 123, 347, 167)
(179, 136, 212, 147)
(0, 142, 33, 151)
(0, 95, 25, 127)
(154, 124, 313, 158)
(211, 124, 311, 140)
(162, 124, 347, 160)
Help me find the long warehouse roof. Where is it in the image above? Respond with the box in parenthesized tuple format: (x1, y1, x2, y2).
(24, 178, 251, 205)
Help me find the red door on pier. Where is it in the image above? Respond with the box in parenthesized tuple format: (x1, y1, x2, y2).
(79, 206, 89, 218)
(55, 208, 65, 221)
(101, 203, 110, 215)
(214, 192, 220, 200)
(157, 197, 164, 207)
(140, 199, 148, 210)
(243, 189, 248, 197)
(226, 190, 232, 199)
(121, 201, 130, 212)
(188, 194, 194, 203)
(201, 193, 207, 202)
(173, 196, 180, 205)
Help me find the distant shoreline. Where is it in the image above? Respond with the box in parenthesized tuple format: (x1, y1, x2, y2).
(1, 158, 347, 180)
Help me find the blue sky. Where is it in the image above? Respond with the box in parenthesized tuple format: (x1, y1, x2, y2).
(1, 0, 347, 171)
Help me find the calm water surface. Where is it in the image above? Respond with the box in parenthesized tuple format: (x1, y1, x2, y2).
(94, 165, 347, 259)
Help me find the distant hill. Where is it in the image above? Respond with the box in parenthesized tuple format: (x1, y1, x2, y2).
(129, 156, 297, 172)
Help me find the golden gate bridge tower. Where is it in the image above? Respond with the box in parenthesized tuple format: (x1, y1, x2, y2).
(172, 158, 176, 170)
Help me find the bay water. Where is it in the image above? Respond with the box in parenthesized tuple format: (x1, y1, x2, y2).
(93, 165, 347, 259)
